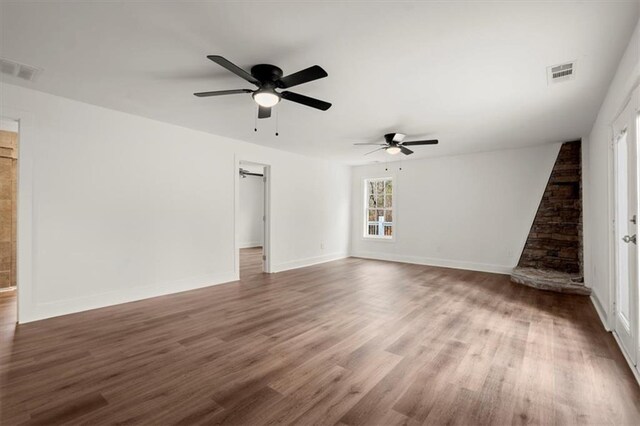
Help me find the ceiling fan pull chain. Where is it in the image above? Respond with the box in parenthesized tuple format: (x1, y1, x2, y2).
(275, 108, 279, 136)
(254, 107, 258, 132)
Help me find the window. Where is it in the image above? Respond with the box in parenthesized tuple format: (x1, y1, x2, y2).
(364, 178, 393, 239)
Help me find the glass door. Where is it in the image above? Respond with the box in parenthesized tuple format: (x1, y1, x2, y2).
(612, 87, 640, 365)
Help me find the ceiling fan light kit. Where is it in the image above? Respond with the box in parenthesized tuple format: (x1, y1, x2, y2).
(386, 146, 401, 155)
(252, 88, 280, 107)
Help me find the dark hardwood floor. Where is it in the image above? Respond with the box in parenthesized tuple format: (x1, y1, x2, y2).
(1, 251, 640, 425)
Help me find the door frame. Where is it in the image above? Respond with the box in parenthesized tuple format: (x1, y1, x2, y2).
(0, 120, 19, 292)
(234, 156, 271, 277)
(1, 107, 34, 324)
(610, 84, 640, 366)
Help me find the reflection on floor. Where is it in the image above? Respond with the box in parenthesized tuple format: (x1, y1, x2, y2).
(240, 246, 263, 279)
(0, 288, 16, 341)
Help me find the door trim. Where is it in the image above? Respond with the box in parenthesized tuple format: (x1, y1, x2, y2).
(234, 157, 271, 278)
(1, 106, 34, 324)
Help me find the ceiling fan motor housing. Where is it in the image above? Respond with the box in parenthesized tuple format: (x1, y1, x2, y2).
(251, 64, 283, 85)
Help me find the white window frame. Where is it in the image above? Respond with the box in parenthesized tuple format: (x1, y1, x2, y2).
(363, 177, 395, 241)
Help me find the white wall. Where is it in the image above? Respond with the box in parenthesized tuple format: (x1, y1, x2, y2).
(0, 118, 19, 132)
(238, 166, 264, 248)
(1, 83, 350, 323)
(584, 19, 640, 327)
(350, 144, 560, 274)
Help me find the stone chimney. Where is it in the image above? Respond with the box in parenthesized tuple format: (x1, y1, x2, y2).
(510, 140, 589, 295)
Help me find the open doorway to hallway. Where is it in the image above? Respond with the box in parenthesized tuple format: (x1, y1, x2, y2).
(0, 117, 19, 325)
(237, 161, 269, 278)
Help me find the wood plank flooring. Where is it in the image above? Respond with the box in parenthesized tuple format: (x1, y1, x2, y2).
(1, 249, 639, 425)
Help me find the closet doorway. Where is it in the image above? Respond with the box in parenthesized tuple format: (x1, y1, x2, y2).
(236, 161, 270, 279)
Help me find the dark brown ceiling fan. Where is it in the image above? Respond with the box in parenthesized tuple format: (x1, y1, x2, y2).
(354, 133, 439, 156)
(194, 55, 331, 119)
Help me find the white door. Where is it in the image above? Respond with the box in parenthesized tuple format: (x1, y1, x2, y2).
(612, 87, 640, 365)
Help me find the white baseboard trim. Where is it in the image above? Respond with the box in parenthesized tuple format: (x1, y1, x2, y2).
(612, 331, 640, 387)
(590, 293, 639, 387)
(21, 271, 238, 324)
(239, 242, 263, 249)
(590, 293, 610, 331)
(272, 252, 348, 273)
(350, 251, 513, 275)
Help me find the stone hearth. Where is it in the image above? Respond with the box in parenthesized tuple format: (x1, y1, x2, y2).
(511, 267, 590, 295)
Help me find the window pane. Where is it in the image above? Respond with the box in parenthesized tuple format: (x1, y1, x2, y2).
(364, 178, 393, 238)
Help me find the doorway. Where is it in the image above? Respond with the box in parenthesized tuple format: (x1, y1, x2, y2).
(0, 117, 19, 324)
(237, 161, 270, 278)
(612, 86, 640, 367)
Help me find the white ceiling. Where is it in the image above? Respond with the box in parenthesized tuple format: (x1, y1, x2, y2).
(1, 1, 638, 164)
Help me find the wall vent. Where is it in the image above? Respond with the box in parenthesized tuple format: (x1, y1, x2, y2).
(547, 62, 575, 84)
(0, 58, 42, 82)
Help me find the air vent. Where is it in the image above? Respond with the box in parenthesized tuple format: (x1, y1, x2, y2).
(547, 61, 575, 84)
(0, 58, 42, 82)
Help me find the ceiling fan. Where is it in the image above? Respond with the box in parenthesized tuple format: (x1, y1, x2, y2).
(194, 55, 331, 119)
(354, 133, 439, 156)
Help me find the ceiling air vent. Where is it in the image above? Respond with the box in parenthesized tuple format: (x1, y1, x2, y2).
(547, 62, 575, 84)
(0, 58, 42, 82)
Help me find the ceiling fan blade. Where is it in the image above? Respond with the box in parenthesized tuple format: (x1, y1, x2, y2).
(258, 106, 271, 119)
(278, 65, 328, 89)
(281, 91, 332, 111)
(194, 89, 253, 97)
(400, 146, 414, 155)
(207, 55, 261, 86)
(365, 147, 385, 156)
(353, 143, 387, 146)
(401, 139, 439, 146)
